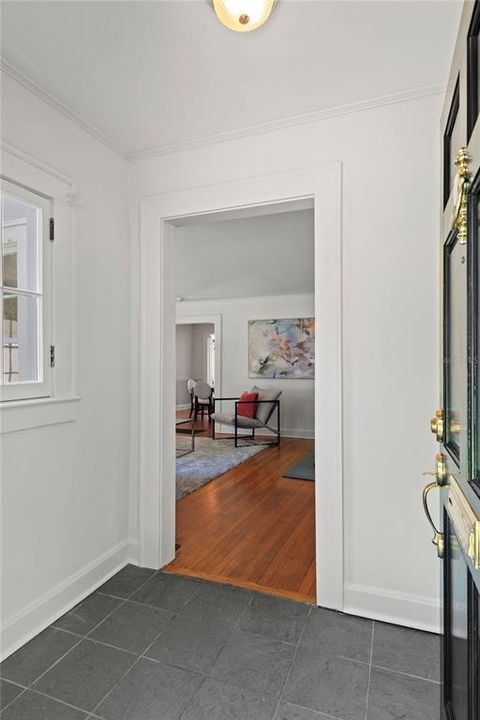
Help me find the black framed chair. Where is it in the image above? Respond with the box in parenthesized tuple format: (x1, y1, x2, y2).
(193, 380, 214, 421)
(211, 388, 282, 447)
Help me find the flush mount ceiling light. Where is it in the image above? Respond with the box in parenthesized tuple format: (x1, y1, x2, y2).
(213, 0, 275, 32)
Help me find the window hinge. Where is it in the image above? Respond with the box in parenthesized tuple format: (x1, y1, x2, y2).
(49, 218, 55, 241)
(50, 345, 56, 368)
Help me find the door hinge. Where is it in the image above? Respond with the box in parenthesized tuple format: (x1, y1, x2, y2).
(50, 345, 56, 368)
(49, 218, 55, 241)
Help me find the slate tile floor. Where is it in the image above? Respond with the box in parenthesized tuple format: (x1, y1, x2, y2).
(0, 566, 440, 720)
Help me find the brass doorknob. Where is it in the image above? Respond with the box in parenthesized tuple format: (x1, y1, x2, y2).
(430, 409, 444, 442)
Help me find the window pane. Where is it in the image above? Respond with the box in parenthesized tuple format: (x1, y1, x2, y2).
(2, 193, 41, 293)
(2, 292, 40, 384)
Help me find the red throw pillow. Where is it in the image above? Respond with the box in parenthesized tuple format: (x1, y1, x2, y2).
(237, 391, 258, 418)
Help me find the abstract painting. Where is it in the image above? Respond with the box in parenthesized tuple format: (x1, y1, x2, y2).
(248, 318, 315, 379)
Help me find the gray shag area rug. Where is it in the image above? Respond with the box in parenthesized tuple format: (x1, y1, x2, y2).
(176, 436, 266, 500)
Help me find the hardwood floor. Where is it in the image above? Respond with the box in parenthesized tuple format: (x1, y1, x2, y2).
(166, 412, 316, 603)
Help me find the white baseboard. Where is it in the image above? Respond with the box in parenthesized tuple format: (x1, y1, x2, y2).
(282, 428, 315, 439)
(1, 537, 139, 660)
(343, 582, 441, 634)
(176, 403, 191, 411)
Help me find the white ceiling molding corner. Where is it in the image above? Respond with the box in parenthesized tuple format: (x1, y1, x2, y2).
(0, 58, 130, 161)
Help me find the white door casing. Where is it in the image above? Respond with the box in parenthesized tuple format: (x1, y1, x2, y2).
(136, 163, 343, 609)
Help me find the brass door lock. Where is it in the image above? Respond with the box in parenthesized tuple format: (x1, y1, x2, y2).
(430, 409, 444, 443)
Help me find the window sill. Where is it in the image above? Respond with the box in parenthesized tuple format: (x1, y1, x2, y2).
(0, 396, 81, 434)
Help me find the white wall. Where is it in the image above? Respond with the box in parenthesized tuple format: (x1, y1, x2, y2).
(175, 324, 193, 405)
(175, 322, 215, 405)
(1, 75, 132, 657)
(191, 323, 214, 381)
(177, 297, 314, 438)
(132, 91, 442, 630)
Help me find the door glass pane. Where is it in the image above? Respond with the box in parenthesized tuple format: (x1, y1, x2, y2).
(2, 193, 41, 293)
(447, 236, 467, 457)
(2, 292, 40, 384)
(446, 524, 469, 718)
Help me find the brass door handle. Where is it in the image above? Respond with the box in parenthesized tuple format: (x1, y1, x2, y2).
(422, 480, 445, 558)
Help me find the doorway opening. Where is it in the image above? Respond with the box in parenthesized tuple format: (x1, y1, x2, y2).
(137, 164, 343, 611)
(168, 202, 316, 602)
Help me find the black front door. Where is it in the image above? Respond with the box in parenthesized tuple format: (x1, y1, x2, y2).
(426, 4, 480, 718)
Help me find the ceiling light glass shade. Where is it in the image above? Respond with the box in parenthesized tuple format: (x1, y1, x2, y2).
(213, 0, 275, 32)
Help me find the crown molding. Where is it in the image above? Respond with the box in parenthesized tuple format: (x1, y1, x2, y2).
(1, 55, 446, 164)
(0, 58, 130, 161)
(131, 81, 446, 161)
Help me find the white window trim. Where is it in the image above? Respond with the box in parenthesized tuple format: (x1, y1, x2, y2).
(0, 145, 79, 431)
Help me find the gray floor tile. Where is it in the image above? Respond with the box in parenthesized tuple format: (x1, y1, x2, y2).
(300, 608, 373, 663)
(131, 572, 200, 612)
(283, 648, 369, 720)
(367, 667, 440, 720)
(274, 702, 331, 719)
(0, 627, 79, 685)
(1, 679, 23, 709)
(209, 631, 295, 698)
(181, 678, 278, 720)
(88, 600, 174, 654)
(53, 593, 122, 636)
(97, 656, 203, 720)
(180, 582, 252, 629)
(239, 594, 310, 644)
(372, 622, 440, 681)
(33, 639, 135, 712)
(1, 690, 88, 719)
(97, 564, 156, 599)
(146, 615, 230, 673)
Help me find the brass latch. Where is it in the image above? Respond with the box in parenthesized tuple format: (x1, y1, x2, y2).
(423, 452, 448, 483)
(422, 453, 448, 558)
(430, 409, 444, 443)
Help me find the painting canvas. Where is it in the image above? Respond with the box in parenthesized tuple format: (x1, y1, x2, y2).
(248, 318, 315, 379)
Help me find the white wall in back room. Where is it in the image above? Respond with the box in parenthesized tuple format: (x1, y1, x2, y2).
(175, 324, 193, 405)
(177, 295, 315, 438)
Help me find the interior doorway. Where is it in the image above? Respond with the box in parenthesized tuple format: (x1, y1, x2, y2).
(169, 206, 316, 602)
(137, 164, 343, 611)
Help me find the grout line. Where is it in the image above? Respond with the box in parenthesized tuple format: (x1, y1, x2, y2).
(364, 621, 375, 720)
(0, 685, 28, 714)
(371, 663, 441, 685)
(9, 686, 106, 718)
(178, 676, 208, 720)
(271, 602, 310, 719)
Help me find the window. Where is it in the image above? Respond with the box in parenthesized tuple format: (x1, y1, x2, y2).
(1, 178, 52, 401)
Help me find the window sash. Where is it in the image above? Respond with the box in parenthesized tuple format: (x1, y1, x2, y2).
(1, 178, 52, 402)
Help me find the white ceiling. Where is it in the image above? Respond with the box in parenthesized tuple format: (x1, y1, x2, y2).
(1, 0, 462, 157)
(174, 207, 314, 300)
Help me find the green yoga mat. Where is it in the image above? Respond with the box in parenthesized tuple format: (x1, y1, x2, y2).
(283, 452, 315, 481)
